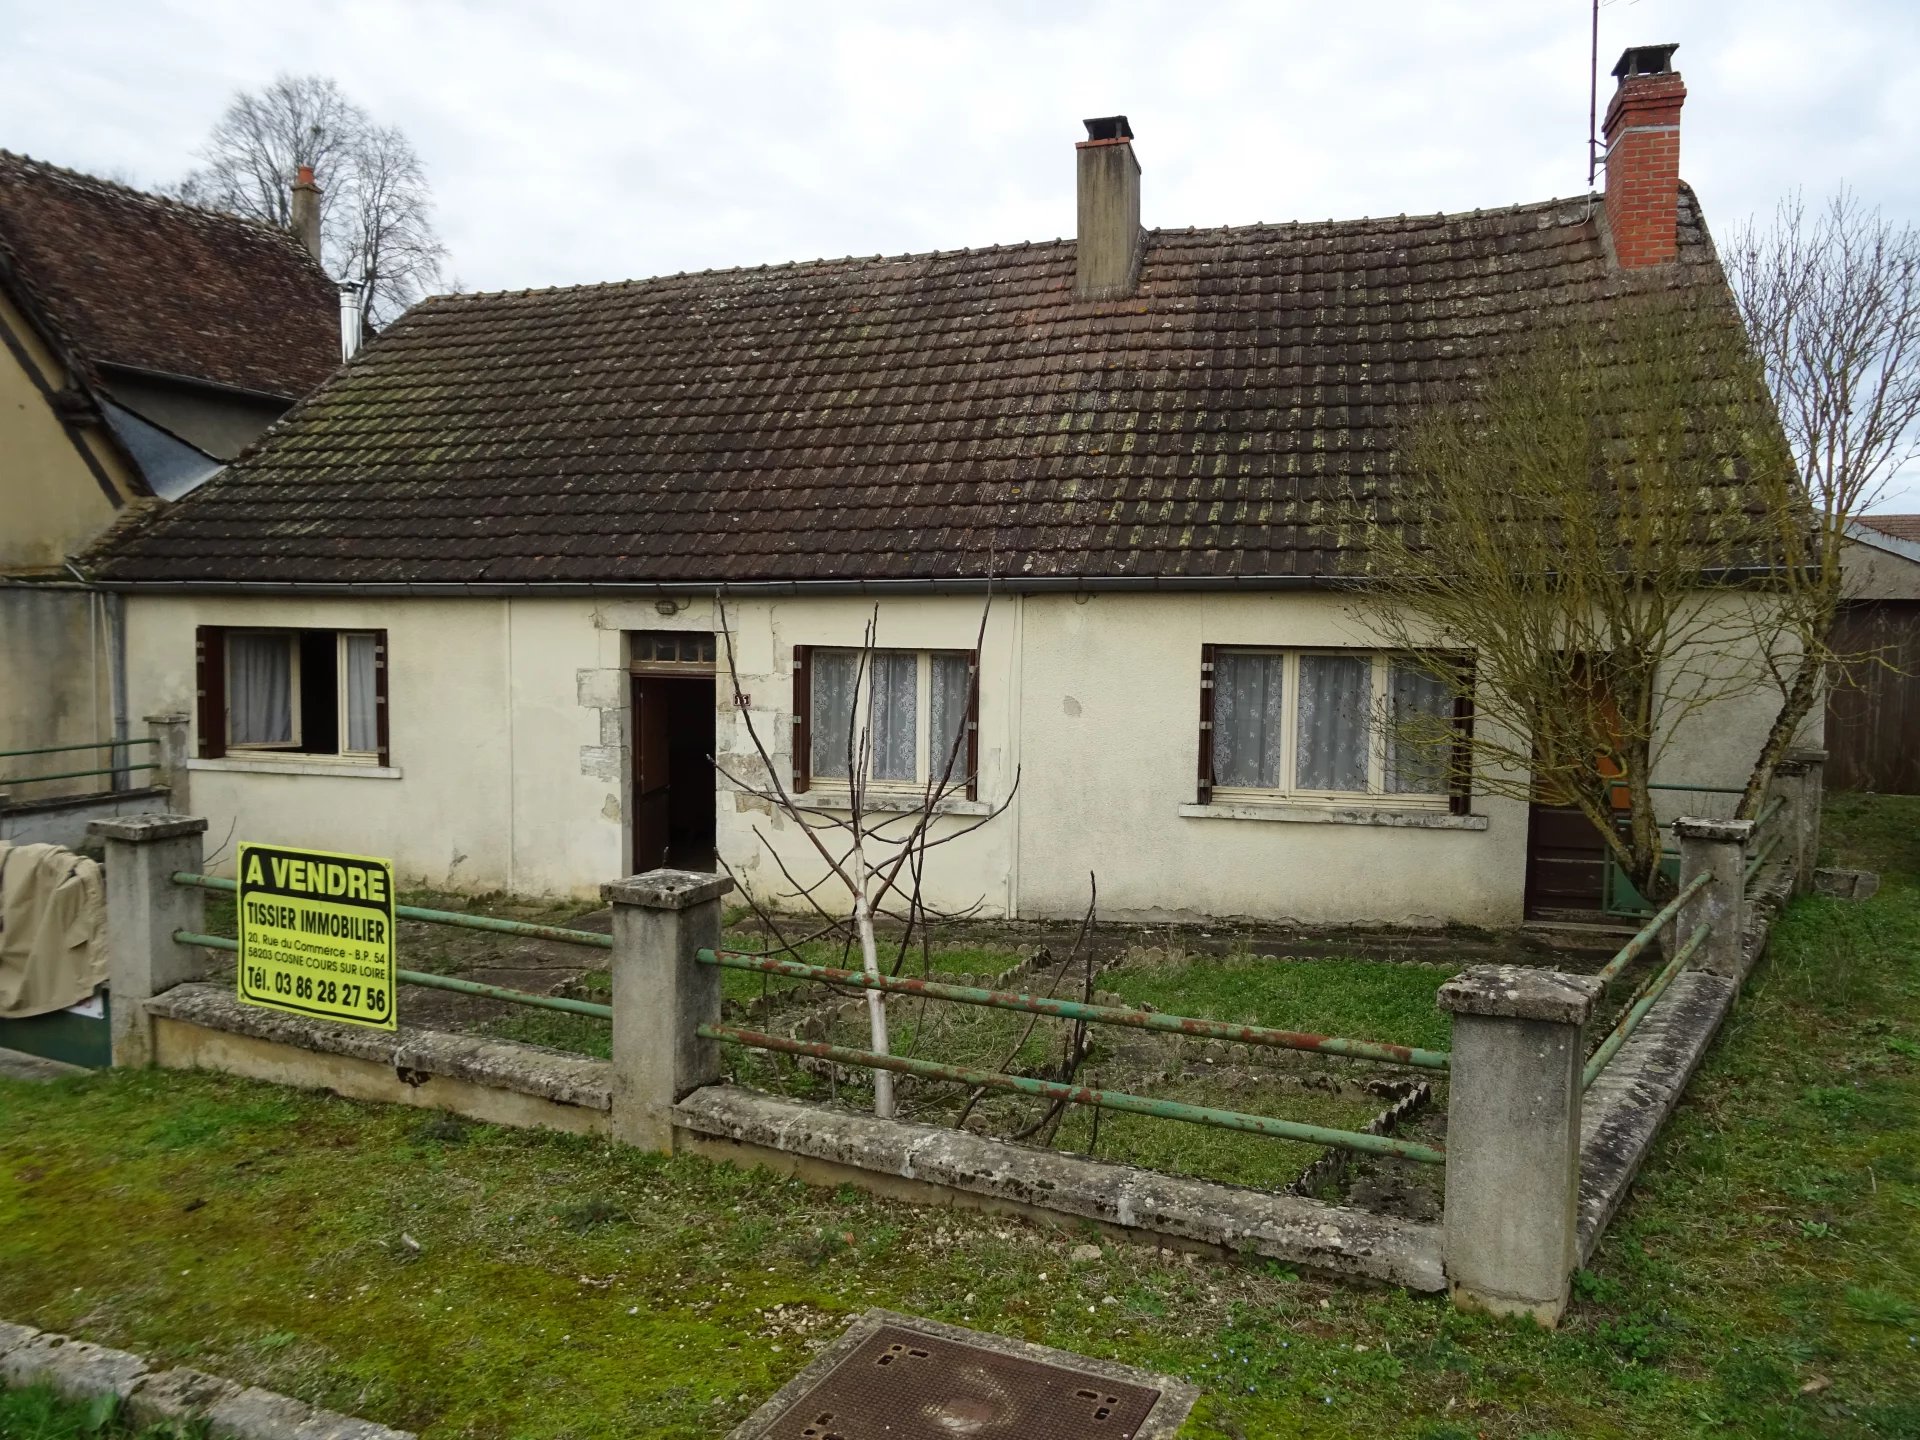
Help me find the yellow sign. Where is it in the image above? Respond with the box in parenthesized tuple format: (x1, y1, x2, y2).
(236, 842, 396, 1030)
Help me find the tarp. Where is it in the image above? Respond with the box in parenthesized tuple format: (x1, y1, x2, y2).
(0, 842, 106, 1018)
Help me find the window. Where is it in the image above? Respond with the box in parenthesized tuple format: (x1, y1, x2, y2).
(1201, 648, 1466, 809)
(792, 647, 977, 798)
(196, 626, 387, 764)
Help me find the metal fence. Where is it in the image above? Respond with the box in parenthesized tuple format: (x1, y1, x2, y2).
(0, 737, 157, 793)
(694, 947, 1449, 1166)
(168, 871, 613, 1020)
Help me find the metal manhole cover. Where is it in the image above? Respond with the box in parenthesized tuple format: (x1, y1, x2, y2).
(731, 1311, 1196, 1440)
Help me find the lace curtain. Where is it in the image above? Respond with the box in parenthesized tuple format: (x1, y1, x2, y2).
(868, 652, 918, 781)
(228, 632, 293, 746)
(344, 633, 379, 753)
(1213, 652, 1285, 787)
(929, 655, 971, 784)
(1386, 662, 1452, 794)
(1296, 654, 1370, 791)
(811, 650, 859, 778)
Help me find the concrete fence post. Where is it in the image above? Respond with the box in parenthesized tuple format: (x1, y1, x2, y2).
(1673, 816, 1753, 979)
(1783, 747, 1826, 895)
(89, 814, 208, 1067)
(144, 713, 191, 811)
(604, 868, 733, 1153)
(1437, 965, 1605, 1325)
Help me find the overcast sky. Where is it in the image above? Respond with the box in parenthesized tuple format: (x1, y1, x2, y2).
(5, 0, 1918, 508)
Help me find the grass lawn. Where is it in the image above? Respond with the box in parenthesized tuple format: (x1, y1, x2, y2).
(0, 1386, 188, 1440)
(3, 795, 1916, 1437)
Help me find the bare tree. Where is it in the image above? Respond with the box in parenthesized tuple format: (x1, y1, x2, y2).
(1724, 189, 1920, 810)
(711, 601, 1018, 1119)
(174, 74, 448, 331)
(1356, 288, 1796, 904)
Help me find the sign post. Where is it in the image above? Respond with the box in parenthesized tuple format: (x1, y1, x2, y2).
(236, 842, 397, 1030)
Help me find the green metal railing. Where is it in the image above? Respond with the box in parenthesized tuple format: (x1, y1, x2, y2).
(171, 872, 613, 951)
(1593, 870, 1712, 989)
(1745, 833, 1783, 887)
(699, 949, 1449, 1069)
(1, 737, 157, 789)
(168, 872, 611, 1021)
(693, 948, 1447, 1165)
(698, 1022, 1447, 1165)
(1584, 923, 1711, 1090)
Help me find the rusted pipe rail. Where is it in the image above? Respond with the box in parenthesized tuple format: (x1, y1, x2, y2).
(699, 1021, 1447, 1164)
(1583, 922, 1711, 1089)
(697, 949, 1448, 1070)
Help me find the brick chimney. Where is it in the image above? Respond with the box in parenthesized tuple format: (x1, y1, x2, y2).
(1603, 44, 1686, 269)
(290, 165, 323, 267)
(1076, 116, 1143, 300)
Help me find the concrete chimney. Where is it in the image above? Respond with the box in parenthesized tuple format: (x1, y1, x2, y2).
(1075, 116, 1143, 301)
(290, 164, 323, 267)
(1603, 44, 1686, 269)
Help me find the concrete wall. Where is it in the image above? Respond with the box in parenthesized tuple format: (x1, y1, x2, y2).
(119, 588, 1796, 924)
(0, 584, 117, 800)
(1845, 533, 1920, 602)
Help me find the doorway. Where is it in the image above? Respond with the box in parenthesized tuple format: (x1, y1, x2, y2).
(629, 631, 718, 874)
(1523, 656, 1627, 923)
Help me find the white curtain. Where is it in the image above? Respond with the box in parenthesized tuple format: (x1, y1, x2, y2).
(930, 654, 971, 784)
(1214, 652, 1284, 788)
(344, 633, 379, 753)
(811, 650, 859, 778)
(1386, 661, 1452, 794)
(228, 633, 293, 745)
(1296, 654, 1370, 791)
(869, 651, 918, 781)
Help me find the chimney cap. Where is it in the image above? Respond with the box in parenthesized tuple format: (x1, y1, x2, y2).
(295, 164, 316, 187)
(1612, 43, 1679, 79)
(1082, 115, 1133, 142)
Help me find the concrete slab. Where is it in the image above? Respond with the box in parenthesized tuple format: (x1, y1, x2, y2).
(0, 1047, 85, 1082)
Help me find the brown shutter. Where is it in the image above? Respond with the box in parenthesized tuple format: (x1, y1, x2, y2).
(966, 650, 981, 802)
(373, 629, 391, 768)
(1196, 644, 1216, 804)
(1449, 656, 1475, 816)
(195, 626, 226, 759)
(791, 645, 812, 794)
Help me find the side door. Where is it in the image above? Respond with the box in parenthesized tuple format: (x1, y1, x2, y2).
(631, 675, 672, 873)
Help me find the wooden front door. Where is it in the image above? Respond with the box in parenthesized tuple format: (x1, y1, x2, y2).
(1524, 657, 1628, 922)
(629, 670, 717, 874)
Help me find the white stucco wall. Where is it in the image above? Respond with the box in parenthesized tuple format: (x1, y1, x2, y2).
(120, 586, 1800, 925)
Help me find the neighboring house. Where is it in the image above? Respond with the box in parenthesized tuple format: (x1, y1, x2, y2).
(84, 48, 1797, 926)
(1829, 515, 1920, 794)
(0, 151, 338, 795)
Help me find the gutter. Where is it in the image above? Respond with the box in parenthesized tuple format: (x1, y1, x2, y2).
(79, 566, 1794, 599)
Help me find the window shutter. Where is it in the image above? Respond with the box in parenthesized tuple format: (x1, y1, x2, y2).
(1449, 656, 1476, 816)
(195, 626, 226, 759)
(791, 644, 812, 794)
(965, 650, 981, 802)
(373, 629, 391, 768)
(1196, 644, 1216, 805)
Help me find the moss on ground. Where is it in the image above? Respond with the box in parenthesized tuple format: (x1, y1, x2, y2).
(2, 796, 1916, 1437)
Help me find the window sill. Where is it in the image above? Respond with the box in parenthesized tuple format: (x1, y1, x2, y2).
(792, 790, 992, 818)
(188, 757, 402, 780)
(1178, 801, 1487, 831)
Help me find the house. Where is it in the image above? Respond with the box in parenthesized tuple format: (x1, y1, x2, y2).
(1828, 515, 1920, 794)
(80, 48, 1798, 926)
(0, 152, 339, 796)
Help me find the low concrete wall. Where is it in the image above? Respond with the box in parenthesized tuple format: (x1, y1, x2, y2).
(1576, 860, 1792, 1260)
(146, 984, 610, 1136)
(674, 1085, 1445, 1291)
(0, 786, 169, 849)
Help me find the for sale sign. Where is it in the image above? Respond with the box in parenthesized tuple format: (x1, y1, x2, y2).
(236, 842, 396, 1030)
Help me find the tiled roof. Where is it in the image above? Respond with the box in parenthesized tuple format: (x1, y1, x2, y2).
(91, 188, 1727, 587)
(0, 150, 338, 399)
(1857, 514, 1920, 544)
